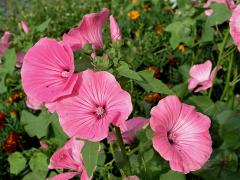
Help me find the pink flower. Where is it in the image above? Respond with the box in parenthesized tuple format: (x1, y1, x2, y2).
(108, 117, 148, 144)
(62, 8, 109, 50)
(123, 176, 140, 180)
(18, 21, 29, 34)
(188, 60, 219, 92)
(204, 0, 236, 16)
(230, 5, 240, 51)
(110, 15, 122, 42)
(26, 96, 43, 110)
(16, 51, 25, 68)
(62, 28, 87, 51)
(48, 137, 89, 180)
(0, 32, 11, 59)
(39, 140, 48, 149)
(54, 70, 132, 141)
(21, 38, 78, 103)
(150, 96, 212, 174)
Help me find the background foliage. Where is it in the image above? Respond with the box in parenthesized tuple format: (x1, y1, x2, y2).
(1, 0, 240, 179)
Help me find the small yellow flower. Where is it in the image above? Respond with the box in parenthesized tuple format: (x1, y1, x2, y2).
(128, 10, 140, 21)
(155, 24, 164, 35)
(178, 44, 186, 53)
(134, 29, 140, 37)
(130, 0, 138, 4)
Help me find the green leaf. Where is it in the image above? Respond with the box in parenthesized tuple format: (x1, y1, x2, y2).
(0, 74, 7, 94)
(117, 62, 142, 81)
(201, 24, 214, 42)
(216, 110, 240, 149)
(29, 152, 48, 175)
(195, 149, 238, 179)
(35, 19, 51, 32)
(187, 95, 215, 116)
(49, 116, 68, 147)
(165, 18, 195, 49)
(207, 3, 231, 26)
(136, 70, 174, 95)
(178, 65, 190, 81)
(177, 0, 192, 8)
(160, 170, 185, 180)
(172, 82, 188, 99)
(22, 171, 47, 180)
(0, 48, 16, 74)
(8, 152, 26, 175)
(82, 141, 100, 177)
(20, 110, 56, 138)
(143, 149, 154, 162)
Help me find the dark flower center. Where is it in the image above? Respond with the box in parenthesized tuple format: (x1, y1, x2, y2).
(167, 131, 176, 144)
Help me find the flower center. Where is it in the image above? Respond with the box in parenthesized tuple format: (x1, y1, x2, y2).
(61, 70, 70, 78)
(167, 131, 176, 144)
(95, 106, 105, 117)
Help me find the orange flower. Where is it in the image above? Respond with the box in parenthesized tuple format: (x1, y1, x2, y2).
(144, 93, 161, 103)
(128, 10, 140, 20)
(155, 24, 164, 35)
(3, 132, 22, 153)
(145, 66, 161, 79)
(178, 44, 185, 53)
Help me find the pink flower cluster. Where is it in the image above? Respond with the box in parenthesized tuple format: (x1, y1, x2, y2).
(20, 8, 213, 179)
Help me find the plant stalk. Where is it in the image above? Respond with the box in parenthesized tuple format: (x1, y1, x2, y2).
(220, 53, 234, 101)
(114, 126, 132, 175)
(208, 30, 229, 98)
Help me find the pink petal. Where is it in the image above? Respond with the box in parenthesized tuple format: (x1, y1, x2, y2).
(188, 78, 199, 90)
(110, 15, 122, 42)
(204, 9, 214, 16)
(150, 96, 212, 174)
(49, 137, 84, 171)
(194, 80, 212, 92)
(64, 137, 85, 163)
(1, 31, 11, 45)
(230, 5, 240, 51)
(21, 38, 78, 103)
(78, 8, 109, 49)
(150, 96, 182, 131)
(50, 172, 79, 180)
(108, 117, 148, 144)
(62, 28, 88, 51)
(48, 148, 80, 171)
(80, 168, 90, 180)
(55, 70, 132, 141)
(0, 32, 11, 56)
(26, 96, 43, 110)
(189, 60, 212, 82)
(188, 60, 215, 92)
(123, 176, 140, 180)
(16, 51, 25, 68)
(40, 140, 48, 149)
(19, 21, 29, 34)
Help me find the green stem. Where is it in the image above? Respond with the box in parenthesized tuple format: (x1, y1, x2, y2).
(109, 142, 116, 160)
(114, 126, 132, 175)
(208, 30, 229, 98)
(220, 53, 234, 101)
